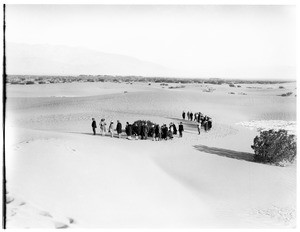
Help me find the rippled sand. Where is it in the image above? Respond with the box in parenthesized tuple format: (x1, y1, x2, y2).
(5, 81, 297, 228)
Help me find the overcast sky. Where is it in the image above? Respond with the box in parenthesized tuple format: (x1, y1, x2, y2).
(6, 5, 296, 79)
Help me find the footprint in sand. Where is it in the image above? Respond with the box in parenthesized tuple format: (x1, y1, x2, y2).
(39, 211, 52, 218)
(54, 221, 69, 229)
(6, 196, 14, 204)
(68, 217, 75, 224)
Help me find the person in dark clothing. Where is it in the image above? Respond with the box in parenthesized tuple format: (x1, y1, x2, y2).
(149, 125, 155, 140)
(178, 122, 184, 137)
(141, 122, 148, 140)
(203, 120, 208, 132)
(208, 119, 212, 130)
(141, 123, 145, 139)
(125, 122, 132, 139)
(190, 112, 193, 121)
(162, 124, 168, 140)
(132, 123, 139, 139)
(187, 111, 190, 120)
(125, 122, 129, 136)
(91, 118, 97, 135)
(182, 111, 186, 120)
(144, 123, 149, 140)
(154, 124, 161, 141)
(172, 123, 177, 135)
(137, 123, 142, 137)
(116, 120, 122, 138)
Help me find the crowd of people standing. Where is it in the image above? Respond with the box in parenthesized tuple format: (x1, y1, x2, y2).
(91, 118, 184, 140)
(182, 110, 212, 134)
(91, 110, 212, 140)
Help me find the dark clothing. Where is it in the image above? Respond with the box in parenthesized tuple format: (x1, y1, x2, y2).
(197, 114, 201, 123)
(172, 124, 177, 135)
(179, 124, 184, 137)
(141, 124, 148, 139)
(125, 124, 132, 136)
(162, 126, 168, 139)
(182, 112, 186, 120)
(208, 120, 212, 130)
(116, 122, 122, 134)
(92, 121, 97, 135)
(154, 125, 161, 138)
(190, 113, 193, 121)
(137, 124, 142, 136)
(132, 124, 138, 136)
(149, 127, 155, 137)
(204, 121, 208, 132)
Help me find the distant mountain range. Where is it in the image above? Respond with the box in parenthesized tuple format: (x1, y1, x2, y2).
(6, 43, 175, 76)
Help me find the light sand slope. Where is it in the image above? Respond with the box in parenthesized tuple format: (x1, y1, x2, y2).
(5, 81, 297, 228)
(6, 127, 296, 228)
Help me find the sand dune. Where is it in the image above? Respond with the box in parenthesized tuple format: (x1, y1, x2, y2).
(5, 81, 296, 228)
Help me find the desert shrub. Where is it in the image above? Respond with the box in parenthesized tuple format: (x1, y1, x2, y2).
(279, 86, 285, 89)
(229, 84, 235, 87)
(25, 81, 35, 85)
(251, 129, 296, 166)
(228, 92, 235, 94)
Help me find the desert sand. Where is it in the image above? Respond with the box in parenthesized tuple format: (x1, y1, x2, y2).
(5, 81, 296, 228)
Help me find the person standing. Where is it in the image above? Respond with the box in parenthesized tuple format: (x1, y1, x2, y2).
(149, 125, 155, 141)
(197, 122, 201, 135)
(144, 123, 149, 140)
(179, 122, 184, 137)
(173, 123, 177, 135)
(203, 120, 208, 132)
(91, 118, 97, 135)
(187, 111, 190, 120)
(132, 123, 139, 140)
(182, 111, 186, 120)
(197, 112, 201, 123)
(116, 120, 122, 138)
(154, 124, 161, 141)
(141, 122, 145, 140)
(190, 112, 193, 121)
(108, 121, 114, 138)
(162, 124, 168, 140)
(100, 119, 107, 136)
(208, 118, 212, 130)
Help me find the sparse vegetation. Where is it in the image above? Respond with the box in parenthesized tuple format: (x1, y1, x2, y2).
(6, 75, 294, 86)
(168, 85, 185, 89)
(279, 92, 293, 97)
(251, 129, 296, 166)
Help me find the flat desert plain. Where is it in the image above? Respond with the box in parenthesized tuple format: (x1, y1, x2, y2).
(5, 81, 296, 228)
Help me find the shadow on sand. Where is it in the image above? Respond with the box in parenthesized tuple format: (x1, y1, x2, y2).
(194, 145, 255, 162)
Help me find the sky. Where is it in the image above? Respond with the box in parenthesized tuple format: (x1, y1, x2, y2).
(6, 4, 296, 79)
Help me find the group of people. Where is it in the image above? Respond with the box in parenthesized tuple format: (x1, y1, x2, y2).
(182, 110, 212, 134)
(91, 118, 184, 140)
